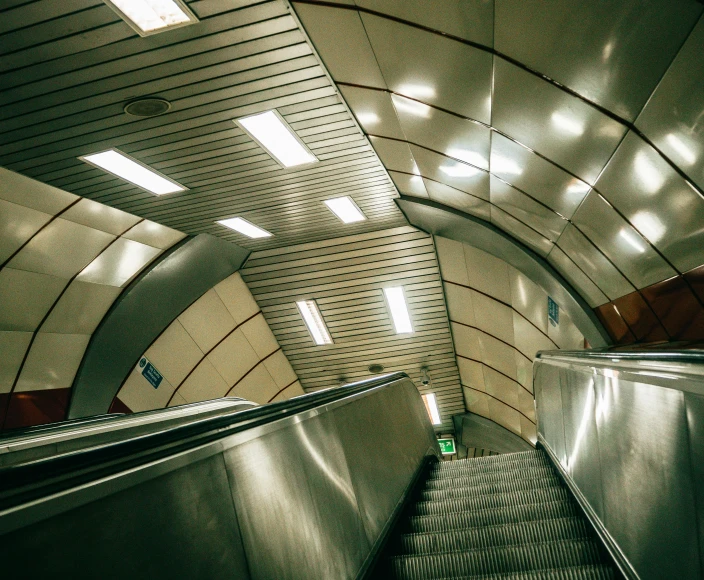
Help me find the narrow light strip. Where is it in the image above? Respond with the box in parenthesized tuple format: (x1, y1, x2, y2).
(422, 393, 442, 425)
(384, 286, 413, 334)
(80, 149, 186, 195)
(218, 217, 272, 239)
(236, 110, 317, 168)
(103, 0, 197, 35)
(297, 300, 333, 345)
(324, 196, 366, 224)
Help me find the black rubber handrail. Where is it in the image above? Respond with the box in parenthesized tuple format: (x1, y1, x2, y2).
(537, 349, 704, 364)
(0, 372, 408, 511)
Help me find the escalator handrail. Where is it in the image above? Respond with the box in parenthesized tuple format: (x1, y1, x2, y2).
(0, 372, 409, 511)
(537, 348, 704, 364)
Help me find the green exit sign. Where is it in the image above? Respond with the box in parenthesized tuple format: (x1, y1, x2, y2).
(438, 438, 456, 455)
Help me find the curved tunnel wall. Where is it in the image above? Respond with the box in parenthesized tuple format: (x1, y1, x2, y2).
(293, 0, 704, 347)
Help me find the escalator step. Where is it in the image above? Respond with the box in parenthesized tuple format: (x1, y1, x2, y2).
(424, 565, 615, 580)
(425, 467, 557, 490)
(407, 501, 579, 534)
(389, 539, 602, 579)
(412, 487, 571, 517)
(429, 454, 550, 477)
(420, 476, 561, 502)
(397, 517, 589, 555)
(430, 451, 546, 472)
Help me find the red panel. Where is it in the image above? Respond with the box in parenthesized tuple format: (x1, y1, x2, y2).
(612, 291, 669, 343)
(3, 389, 70, 431)
(641, 276, 704, 340)
(594, 303, 636, 345)
(684, 265, 704, 303)
(108, 397, 132, 415)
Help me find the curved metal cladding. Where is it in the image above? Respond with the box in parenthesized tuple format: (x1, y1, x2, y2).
(69, 234, 250, 419)
(534, 351, 704, 579)
(0, 375, 439, 580)
(292, 0, 704, 346)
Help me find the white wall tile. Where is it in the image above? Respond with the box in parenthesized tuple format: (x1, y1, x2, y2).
(15, 333, 90, 392)
(178, 289, 236, 353)
(207, 328, 259, 386)
(482, 366, 520, 408)
(444, 282, 476, 326)
(509, 267, 549, 334)
(0, 199, 52, 264)
(435, 236, 469, 285)
(122, 220, 185, 249)
(263, 349, 298, 389)
(167, 391, 188, 408)
(119, 365, 175, 413)
(462, 387, 490, 418)
(451, 322, 481, 360)
(519, 388, 536, 422)
(77, 238, 161, 287)
(61, 198, 141, 236)
(471, 290, 515, 344)
(144, 321, 204, 387)
(178, 358, 230, 403)
(513, 312, 556, 360)
(0, 167, 77, 215)
(241, 314, 280, 358)
(520, 416, 537, 445)
(548, 310, 584, 350)
(488, 398, 521, 436)
(214, 272, 260, 324)
(0, 331, 32, 394)
(457, 357, 485, 392)
(229, 363, 279, 404)
(477, 331, 518, 380)
(463, 245, 512, 304)
(41, 281, 121, 334)
(515, 352, 533, 394)
(269, 380, 305, 402)
(0, 268, 67, 331)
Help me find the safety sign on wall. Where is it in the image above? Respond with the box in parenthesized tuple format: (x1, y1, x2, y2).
(548, 296, 559, 328)
(139, 357, 163, 389)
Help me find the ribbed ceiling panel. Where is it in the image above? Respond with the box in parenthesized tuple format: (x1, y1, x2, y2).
(241, 225, 465, 431)
(0, 0, 405, 250)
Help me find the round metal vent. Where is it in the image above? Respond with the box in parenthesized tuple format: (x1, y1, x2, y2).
(124, 98, 171, 118)
(368, 364, 384, 374)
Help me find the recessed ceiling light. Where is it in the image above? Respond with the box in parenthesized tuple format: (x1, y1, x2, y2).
(384, 286, 413, 334)
(235, 110, 317, 168)
(297, 300, 333, 345)
(421, 393, 442, 425)
(103, 0, 197, 36)
(217, 217, 272, 239)
(324, 196, 366, 224)
(80, 149, 186, 195)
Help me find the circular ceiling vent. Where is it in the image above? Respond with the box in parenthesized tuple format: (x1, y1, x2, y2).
(124, 98, 171, 118)
(368, 364, 384, 374)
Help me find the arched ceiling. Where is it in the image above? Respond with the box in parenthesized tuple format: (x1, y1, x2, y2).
(293, 0, 704, 341)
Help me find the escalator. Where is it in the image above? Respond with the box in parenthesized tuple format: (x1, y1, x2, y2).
(0, 354, 698, 579)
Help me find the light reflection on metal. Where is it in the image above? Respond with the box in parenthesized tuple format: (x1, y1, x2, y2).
(447, 148, 488, 170)
(396, 84, 436, 100)
(634, 150, 665, 194)
(551, 112, 585, 136)
(391, 94, 432, 118)
(618, 229, 647, 253)
(439, 163, 481, 178)
(631, 211, 666, 244)
(491, 154, 523, 176)
(666, 134, 696, 166)
(356, 112, 379, 126)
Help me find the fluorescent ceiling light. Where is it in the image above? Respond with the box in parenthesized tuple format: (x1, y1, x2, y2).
(80, 149, 186, 195)
(297, 300, 333, 345)
(439, 163, 481, 178)
(236, 110, 317, 168)
(218, 217, 272, 239)
(324, 196, 366, 224)
(384, 286, 413, 334)
(421, 393, 442, 425)
(104, 0, 197, 35)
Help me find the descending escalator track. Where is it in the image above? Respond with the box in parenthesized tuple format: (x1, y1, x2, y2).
(377, 450, 616, 580)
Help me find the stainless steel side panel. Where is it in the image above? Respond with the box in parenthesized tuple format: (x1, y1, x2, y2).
(536, 354, 704, 580)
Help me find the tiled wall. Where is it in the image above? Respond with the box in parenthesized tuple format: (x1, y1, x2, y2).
(435, 236, 585, 445)
(0, 168, 185, 430)
(112, 271, 303, 413)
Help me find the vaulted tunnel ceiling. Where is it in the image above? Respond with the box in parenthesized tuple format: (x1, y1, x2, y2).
(2, 0, 704, 436)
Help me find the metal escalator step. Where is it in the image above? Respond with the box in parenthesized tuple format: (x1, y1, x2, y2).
(429, 454, 550, 478)
(407, 501, 579, 534)
(389, 538, 602, 579)
(425, 467, 557, 490)
(397, 517, 589, 555)
(425, 564, 615, 580)
(412, 487, 571, 517)
(420, 476, 561, 502)
(430, 451, 546, 474)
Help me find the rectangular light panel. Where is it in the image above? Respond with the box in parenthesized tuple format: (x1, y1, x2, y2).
(236, 110, 317, 168)
(217, 217, 272, 239)
(324, 196, 366, 224)
(384, 286, 413, 334)
(104, 0, 197, 35)
(422, 393, 442, 425)
(297, 300, 333, 345)
(80, 149, 186, 195)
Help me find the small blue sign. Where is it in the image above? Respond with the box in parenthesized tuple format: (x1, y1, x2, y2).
(548, 297, 559, 327)
(140, 357, 163, 389)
